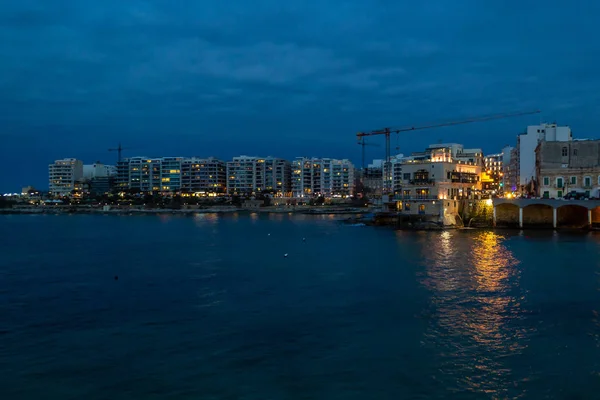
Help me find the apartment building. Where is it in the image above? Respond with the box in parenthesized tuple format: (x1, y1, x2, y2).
(116, 157, 162, 192)
(48, 158, 83, 196)
(536, 140, 600, 199)
(160, 157, 183, 192)
(482, 153, 503, 193)
(392, 144, 482, 201)
(181, 158, 226, 194)
(292, 157, 355, 198)
(226, 156, 291, 196)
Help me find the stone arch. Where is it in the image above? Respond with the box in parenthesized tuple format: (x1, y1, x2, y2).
(494, 203, 519, 227)
(592, 206, 600, 228)
(522, 203, 554, 228)
(556, 204, 589, 229)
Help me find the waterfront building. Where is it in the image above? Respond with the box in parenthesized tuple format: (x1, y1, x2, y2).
(482, 153, 503, 194)
(535, 139, 600, 199)
(48, 158, 83, 196)
(387, 144, 482, 223)
(292, 157, 355, 198)
(116, 157, 187, 193)
(116, 157, 162, 192)
(226, 156, 291, 196)
(160, 157, 183, 192)
(517, 123, 572, 190)
(181, 158, 227, 195)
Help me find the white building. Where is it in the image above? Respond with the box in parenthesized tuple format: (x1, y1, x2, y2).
(49, 158, 83, 196)
(518, 123, 572, 187)
(226, 156, 291, 196)
(292, 157, 354, 198)
(83, 162, 117, 179)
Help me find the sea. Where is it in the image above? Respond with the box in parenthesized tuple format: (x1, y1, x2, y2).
(1, 213, 600, 399)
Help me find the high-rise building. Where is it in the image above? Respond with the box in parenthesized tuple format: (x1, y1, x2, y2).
(482, 153, 503, 193)
(501, 146, 516, 193)
(264, 157, 292, 197)
(117, 157, 163, 192)
(181, 158, 227, 194)
(48, 158, 83, 196)
(160, 157, 183, 192)
(226, 156, 291, 196)
(291, 157, 355, 198)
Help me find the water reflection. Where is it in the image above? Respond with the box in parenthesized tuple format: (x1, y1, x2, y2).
(419, 230, 528, 398)
(193, 213, 218, 226)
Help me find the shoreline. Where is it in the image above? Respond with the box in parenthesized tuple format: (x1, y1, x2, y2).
(0, 206, 372, 216)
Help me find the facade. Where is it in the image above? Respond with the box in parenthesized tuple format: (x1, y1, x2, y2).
(117, 156, 227, 194)
(396, 159, 482, 201)
(116, 157, 163, 192)
(502, 146, 517, 194)
(83, 162, 117, 179)
(181, 158, 227, 194)
(482, 153, 503, 194)
(226, 156, 291, 196)
(292, 157, 355, 198)
(160, 157, 183, 192)
(49, 158, 83, 196)
(536, 140, 600, 199)
(264, 157, 292, 196)
(518, 123, 572, 188)
(363, 160, 384, 197)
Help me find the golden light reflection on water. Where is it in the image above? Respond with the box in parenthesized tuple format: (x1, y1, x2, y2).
(418, 230, 529, 397)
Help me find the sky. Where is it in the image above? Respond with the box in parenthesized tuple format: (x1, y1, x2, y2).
(1, 0, 600, 191)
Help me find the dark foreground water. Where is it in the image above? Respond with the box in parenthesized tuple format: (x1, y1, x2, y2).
(1, 214, 600, 399)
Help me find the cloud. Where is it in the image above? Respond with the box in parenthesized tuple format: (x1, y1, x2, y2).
(1, 0, 600, 191)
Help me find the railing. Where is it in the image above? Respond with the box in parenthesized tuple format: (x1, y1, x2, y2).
(409, 179, 435, 185)
(393, 195, 438, 201)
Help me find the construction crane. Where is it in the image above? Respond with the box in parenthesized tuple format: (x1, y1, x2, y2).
(358, 138, 381, 170)
(108, 143, 132, 163)
(356, 109, 541, 193)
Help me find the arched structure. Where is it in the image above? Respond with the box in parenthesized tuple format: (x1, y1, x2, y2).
(556, 204, 589, 228)
(493, 199, 600, 229)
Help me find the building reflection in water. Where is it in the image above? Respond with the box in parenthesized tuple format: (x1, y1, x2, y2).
(193, 213, 219, 226)
(417, 230, 530, 398)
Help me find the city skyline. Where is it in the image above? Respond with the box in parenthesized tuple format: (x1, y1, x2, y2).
(2, 1, 600, 191)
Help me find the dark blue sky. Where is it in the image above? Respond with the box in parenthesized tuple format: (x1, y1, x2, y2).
(1, 0, 599, 191)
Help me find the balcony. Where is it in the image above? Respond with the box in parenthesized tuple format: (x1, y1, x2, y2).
(408, 179, 435, 185)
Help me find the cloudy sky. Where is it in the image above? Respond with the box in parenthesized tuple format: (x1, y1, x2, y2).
(1, 0, 599, 190)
